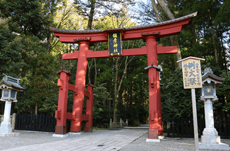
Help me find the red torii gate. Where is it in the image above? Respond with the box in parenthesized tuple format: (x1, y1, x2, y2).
(51, 12, 197, 139)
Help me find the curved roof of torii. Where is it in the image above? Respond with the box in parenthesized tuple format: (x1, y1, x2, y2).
(50, 12, 197, 43)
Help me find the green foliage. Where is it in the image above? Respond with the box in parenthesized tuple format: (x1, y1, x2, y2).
(215, 72, 230, 116)
(0, 0, 50, 39)
(161, 69, 204, 121)
(92, 83, 112, 128)
(15, 35, 59, 114)
(0, 19, 24, 77)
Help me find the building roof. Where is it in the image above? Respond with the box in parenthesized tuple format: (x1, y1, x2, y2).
(50, 12, 197, 34)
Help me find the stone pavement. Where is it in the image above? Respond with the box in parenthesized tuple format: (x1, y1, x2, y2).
(121, 133, 230, 151)
(0, 129, 147, 151)
(0, 129, 230, 151)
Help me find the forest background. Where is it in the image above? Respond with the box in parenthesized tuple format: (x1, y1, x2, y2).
(0, 0, 230, 129)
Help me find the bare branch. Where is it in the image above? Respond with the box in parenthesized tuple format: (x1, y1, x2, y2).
(151, 0, 163, 22)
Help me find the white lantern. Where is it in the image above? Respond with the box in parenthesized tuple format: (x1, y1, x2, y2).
(199, 67, 229, 150)
(200, 67, 224, 102)
(0, 74, 24, 136)
(0, 74, 24, 102)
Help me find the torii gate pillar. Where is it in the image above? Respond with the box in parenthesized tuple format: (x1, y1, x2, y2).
(145, 35, 163, 138)
(71, 41, 89, 132)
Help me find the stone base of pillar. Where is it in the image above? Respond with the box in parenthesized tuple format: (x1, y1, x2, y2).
(200, 128, 229, 150)
(199, 142, 229, 150)
(0, 122, 12, 134)
(0, 132, 19, 137)
(201, 128, 220, 144)
(202, 127, 218, 136)
(146, 138, 160, 142)
(201, 135, 220, 144)
(52, 134, 69, 138)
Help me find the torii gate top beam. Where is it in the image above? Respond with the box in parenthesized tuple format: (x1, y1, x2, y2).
(50, 12, 197, 43)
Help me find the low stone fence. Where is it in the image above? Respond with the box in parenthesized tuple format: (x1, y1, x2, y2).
(110, 118, 128, 128)
(0, 113, 16, 130)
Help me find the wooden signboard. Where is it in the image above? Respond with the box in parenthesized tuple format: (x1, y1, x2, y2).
(108, 32, 122, 55)
(181, 57, 204, 89)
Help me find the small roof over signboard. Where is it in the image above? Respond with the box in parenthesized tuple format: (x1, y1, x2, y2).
(202, 67, 225, 85)
(177, 56, 205, 63)
(0, 74, 25, 90)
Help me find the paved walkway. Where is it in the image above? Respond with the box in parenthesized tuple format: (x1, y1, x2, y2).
(0, 129, 147, 151)
(0, 129, 230, 151)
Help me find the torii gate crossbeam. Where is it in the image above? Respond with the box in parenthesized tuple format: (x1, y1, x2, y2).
(50, 12, 197, 139)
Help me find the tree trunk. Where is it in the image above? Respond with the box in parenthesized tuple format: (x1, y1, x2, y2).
(113, 57, 119, 124)
(94, 58, 97, 85)
(35, 102, 38, 115)
(170, 35, 182, 68)
(157, 0, 175, 20)
(151, 0, 182, 68)
(87, 60, 92, 84)
(87, 0, 95, 30)
(151, 0, 163, 22)
(211, 25, 218, 64)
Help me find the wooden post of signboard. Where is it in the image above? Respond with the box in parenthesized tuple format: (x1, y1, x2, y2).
(177, 56, 205, 151)
(191, 88, 199, 151)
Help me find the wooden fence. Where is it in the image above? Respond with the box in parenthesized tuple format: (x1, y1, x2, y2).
(167, 117, 230, 138)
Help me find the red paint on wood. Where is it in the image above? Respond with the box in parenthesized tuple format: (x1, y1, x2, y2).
(68, 83, 78, 93)
(55, 110, 61, 119)
(71, 41, 89, 132)
(62, 45, 177, 60)
(66, 112, 73, 120)
(146, 36, 163, 137)
(55, 71, 69, 134)
(84, 91, 89, 98)
(157, 72, 163, 135)
(62, 51, 79, 60)
(53, 19, 190, 43)
(81, 115, 89, 121)
(63, 47, 147, 60)
(85, 85, 94, 132)
(57, 79, 63, 87)
(157, 45, 177, 54)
